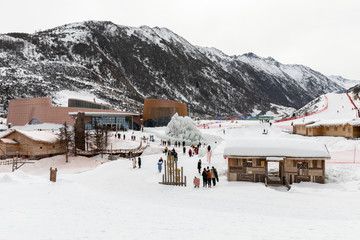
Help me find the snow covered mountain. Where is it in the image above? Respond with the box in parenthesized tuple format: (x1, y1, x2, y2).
(0, 21, 352, 116)
(327, 75, 360, 89)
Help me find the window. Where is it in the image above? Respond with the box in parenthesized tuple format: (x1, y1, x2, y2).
(29, 118, 40, 125)
(334, 126, 337, 132)
(40, 146, 43, 149)
(243, 161, 252, 167)
(298, 162, 308, 169)
(53, 145, 55, 149)
(231, 159, 238, 166)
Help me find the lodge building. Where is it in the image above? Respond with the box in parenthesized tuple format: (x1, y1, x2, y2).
(0, 129, 65, 159)
(293, 119, 360, 138)
(223, 138, 330, 185)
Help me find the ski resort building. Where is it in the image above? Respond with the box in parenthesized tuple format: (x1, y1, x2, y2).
(223, 138, 330, 185)
(292, 119, 360, 138)
(0, 129, 65, 159)
(6, 98, 141, 130)
(143, 99, 188, 127)
(292, 120, 317, 136)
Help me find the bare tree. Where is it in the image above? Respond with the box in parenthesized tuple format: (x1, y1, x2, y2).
(59, 122, 72, 163)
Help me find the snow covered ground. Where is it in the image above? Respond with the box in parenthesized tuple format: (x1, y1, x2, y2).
(0, 118, 360, 239)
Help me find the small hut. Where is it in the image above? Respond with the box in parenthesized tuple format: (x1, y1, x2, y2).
(223, 138, 330, 185)
(0, 130, 65, 159)
(292, 120, 317, 135)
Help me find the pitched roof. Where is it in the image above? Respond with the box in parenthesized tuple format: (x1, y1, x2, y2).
(224, 138, 330, 159)
(0, 130, 59, 143)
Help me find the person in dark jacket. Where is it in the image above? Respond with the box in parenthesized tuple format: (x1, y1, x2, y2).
(202, 168, 208, 187)
(183, 146, 186, 154)
(206, 167, 212, 188)
(211, 166, 216, 186)
(213, 166, 219, 182)
(138, 157, 141, 168)
(197, 160, 202, 174)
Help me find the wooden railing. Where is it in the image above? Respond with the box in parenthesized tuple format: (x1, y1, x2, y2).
(283, 176, 291, 191)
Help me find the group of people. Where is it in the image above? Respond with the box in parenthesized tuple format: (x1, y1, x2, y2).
(194, 166, 218, 188)
(115, 133, 126, 140)
(132, 156, 142, 168)
(161, 139, 186, 147)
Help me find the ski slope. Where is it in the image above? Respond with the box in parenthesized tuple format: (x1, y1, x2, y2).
(277, 92, 358, 126)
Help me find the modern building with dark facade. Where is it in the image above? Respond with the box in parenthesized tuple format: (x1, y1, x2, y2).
(143, 99, 188, 127)
(7, 98, 141, 130)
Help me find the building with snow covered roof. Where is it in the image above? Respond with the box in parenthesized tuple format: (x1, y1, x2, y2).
(292, 120, 317, 135)
(6, 97, 141, 130)
(0, 129, 65, 159)
(223, 138, 330, 185)
(292, 119, 360, 138)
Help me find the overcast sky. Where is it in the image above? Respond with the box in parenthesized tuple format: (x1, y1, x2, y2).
(1, 0, 359, 79)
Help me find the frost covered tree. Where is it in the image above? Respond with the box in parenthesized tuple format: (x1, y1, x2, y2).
(165, 113, 202, 142)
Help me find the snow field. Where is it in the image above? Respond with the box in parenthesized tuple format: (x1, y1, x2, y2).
(0, 120, 360, 239)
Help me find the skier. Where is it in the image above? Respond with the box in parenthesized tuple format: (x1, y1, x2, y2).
(188, 148, 192, 157)
(183, 146, 186, 154)
(197, 159, 202, 174)
(138, 157, 141, 168)
(182, 141, 185, 147)
(202, 168, 208, 187)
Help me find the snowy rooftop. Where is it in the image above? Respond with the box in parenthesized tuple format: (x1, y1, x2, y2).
(68, 112, 139, 116)
(1, 130, 60, 143)
(306, 119, 360, 128)
(293, 119, 318, 126)
(1, 138, 18, 144)
(224, 138, 330, 158)
(16, 130, 60, 143)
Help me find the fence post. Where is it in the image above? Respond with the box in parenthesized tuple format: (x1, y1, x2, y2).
(50, 167, 57, 182)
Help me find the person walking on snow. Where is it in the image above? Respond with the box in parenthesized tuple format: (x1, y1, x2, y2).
(202, 168, 208, 187)
(207, 145, 212, 163)
(132, 158, 137, 168)
(183, 146, 186, 155)
(138, 157, 141, 168)
(197, 160, 202, 174)
(157, 160, 163, 173)
(211, 166, 216, 186)
(206, 167, 212, 187)
(188, 148, 192, 157)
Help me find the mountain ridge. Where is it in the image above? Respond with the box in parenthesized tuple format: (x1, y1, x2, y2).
(0, 20, 356, 117)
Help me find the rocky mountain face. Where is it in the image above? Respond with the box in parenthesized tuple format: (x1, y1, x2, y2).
(0, 21, 349, 117)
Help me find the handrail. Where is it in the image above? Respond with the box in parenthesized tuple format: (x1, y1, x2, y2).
(283, 176, 291, 191)
(265, 176, 268, 187)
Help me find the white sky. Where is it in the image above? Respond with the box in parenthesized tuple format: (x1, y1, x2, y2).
(1, 0, 359, 79)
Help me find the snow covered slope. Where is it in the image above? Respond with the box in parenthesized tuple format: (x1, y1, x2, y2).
(277, 92, 358, 125)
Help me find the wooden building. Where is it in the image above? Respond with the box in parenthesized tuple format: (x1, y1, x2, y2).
(0, 130, 65, 159)
(305, 119, 360, 138)
(223, 138, 330, 185)
(292, 120, 317, 136)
